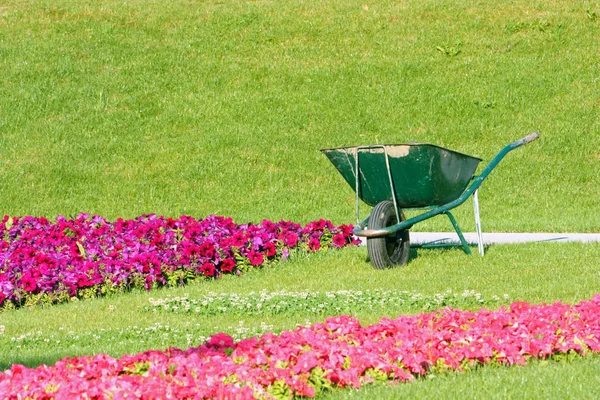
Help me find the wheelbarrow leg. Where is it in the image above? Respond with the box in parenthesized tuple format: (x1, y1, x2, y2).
(473, 189, 485, 256)
(444, 211, 471, 255)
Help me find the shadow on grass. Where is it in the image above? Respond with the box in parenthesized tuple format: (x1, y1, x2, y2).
(411, 243, 494, 256)
(364, 244, 493, 267)
(1, 354, 66, 371)
(365, 247, 420, 267)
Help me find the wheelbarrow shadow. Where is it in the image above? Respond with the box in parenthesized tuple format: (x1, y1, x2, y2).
(365, 247, 420, 265)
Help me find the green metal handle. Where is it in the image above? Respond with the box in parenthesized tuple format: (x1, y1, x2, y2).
(470, 132, 539, 191)
(353, 132, 540, 237)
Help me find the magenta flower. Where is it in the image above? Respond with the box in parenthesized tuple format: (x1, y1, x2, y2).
(332, 234, 346, 247)
(308, 237, 321, 251)
(0, 214, 357, 309)
(283, 232, 298, 247)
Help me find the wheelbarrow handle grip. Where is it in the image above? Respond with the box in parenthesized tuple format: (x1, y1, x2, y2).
(523, 132, 540, 144)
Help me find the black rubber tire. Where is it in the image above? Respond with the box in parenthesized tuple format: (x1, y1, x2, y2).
(366, 201, 410, 269)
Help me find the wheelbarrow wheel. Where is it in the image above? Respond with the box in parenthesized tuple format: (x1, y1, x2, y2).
(367, 201, 410, 269)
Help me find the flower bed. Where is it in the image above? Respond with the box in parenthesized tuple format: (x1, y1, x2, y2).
(0, 214, 357, 309)
(3, 296, 600, 398)
(145, 289, 507, 316)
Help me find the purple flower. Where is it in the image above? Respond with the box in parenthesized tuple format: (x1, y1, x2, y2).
(282, 247, 290, 262)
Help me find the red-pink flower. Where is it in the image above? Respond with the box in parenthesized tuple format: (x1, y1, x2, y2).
(263, 242, 277, 258)
(199, 263, 215, 277)
(220, 259, 235, 273)
(231, 231, 246, 247)
(198, 243, 215, 258)
(207, 333, 235, 350)
(248, 250, 264, 266)
(22, 275, 37, 293)
(339, 224, 353, 237)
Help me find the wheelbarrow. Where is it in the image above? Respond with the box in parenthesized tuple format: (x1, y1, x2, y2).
(321, 132, 540, 269)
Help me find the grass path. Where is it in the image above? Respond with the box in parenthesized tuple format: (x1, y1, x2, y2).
(2, 243, 599, 370)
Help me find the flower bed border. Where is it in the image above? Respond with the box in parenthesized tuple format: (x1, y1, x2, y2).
(3, 296, 600, 398)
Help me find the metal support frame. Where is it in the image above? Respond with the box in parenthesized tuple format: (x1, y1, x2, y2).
(411, 211, 472, 254)
(473, 189, 485, 256)
(354, 145, 400, 225)
(444, 211, 471, 255)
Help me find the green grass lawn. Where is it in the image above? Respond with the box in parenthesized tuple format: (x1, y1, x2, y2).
(322, 354, 600, 399)
(0, 0, 599, 397)
(1, 0, 598, 230)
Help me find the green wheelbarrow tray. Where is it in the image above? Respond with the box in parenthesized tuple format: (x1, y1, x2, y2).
(321, 132, 540, 269)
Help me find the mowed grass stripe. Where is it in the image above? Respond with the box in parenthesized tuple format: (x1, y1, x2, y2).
(1, 242, 599, 370)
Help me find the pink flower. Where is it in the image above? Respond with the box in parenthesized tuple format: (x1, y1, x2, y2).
(281, 247, 290, 262)
(4, 296, 600, 397)
(293, 351, 318, 374)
